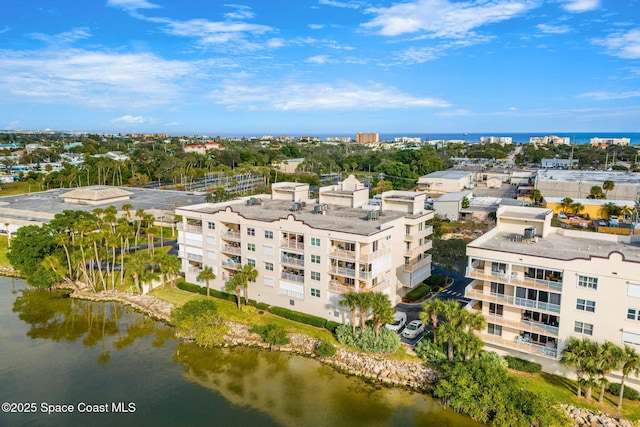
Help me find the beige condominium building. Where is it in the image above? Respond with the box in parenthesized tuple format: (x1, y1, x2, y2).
(465, 205, 640, 360)
(176, 175, 433, 323)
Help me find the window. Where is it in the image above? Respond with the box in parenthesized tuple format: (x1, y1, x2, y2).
(247, 259, 256, 267)
(490, 282, 505, 295)
(488, 324, 502, 336)
(207, 221, 215, 230)
(489, 303, 503, 316)
(311, 288, 320, 297)
(264, 277, 274, 287)
(628, 309, 640, 321)
(344, 277, 355, 286)
(311, 271, 320, 281)
(576, 299, 595, 313)
(290, 299, 295, 306)
(311, 255, 321, 264)
(574, 321, 593, 336)
(264, 230, 273, 239)
(247, 243, 256, 251)
(265, 262, 274, 271)
(386, 235, 391, 240)
(311, 237, 320, 246)
(578, 275, 598, 290)
(373, 240, 379, 252)
(247, 227, 255, 236)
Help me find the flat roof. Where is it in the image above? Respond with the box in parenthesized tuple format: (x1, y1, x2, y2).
(419, 170, 472, 180)
(537, 170, 640, 184)
(179, 198, 424, 236)
(499, 207, 551, 222)
(0, 186, 205, 222)
(471, 229, 640, 262)
(435, 190, 473, 202)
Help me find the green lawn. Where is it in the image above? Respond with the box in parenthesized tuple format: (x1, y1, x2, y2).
(0, 237, 11, 268)
(0, 181, 37, 196)
(513, 370, 640, 420)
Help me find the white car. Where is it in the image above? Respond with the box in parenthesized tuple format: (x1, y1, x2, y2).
(401, 320, 425, 339)
(385, 312, 407, 333)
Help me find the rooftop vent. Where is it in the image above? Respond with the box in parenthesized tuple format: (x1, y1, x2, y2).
(312, 205, 322, 214)
(291, 202, 302, 212)
(524, 227, 535, 240)
(367, 210, 380, 221)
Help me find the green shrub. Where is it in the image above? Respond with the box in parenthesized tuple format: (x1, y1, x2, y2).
(248, 299, 257, 307)
(426, 274, 445, 287)
(405, 285, 431, 302)
(504, 355, 542, 373)
(177, 281, 242, 303)
(250, 323, 290, 346)
(325, 321, 340, 333)
(415, 339, 447, 364)
(256, 302, 270, 310)
(315, 339, 337, 357)
(172, 299, 228, 348)
(335, 324, 400, 353)
(610, 383, 640, 400)
(269, 306, 327, 328)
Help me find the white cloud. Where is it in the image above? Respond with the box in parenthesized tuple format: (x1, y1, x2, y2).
(112, 115, 154, 124)
(0, 26, 11, 35)
(362, 0, 539, 38)
(319, 0, 362, 9)
(29, 27, 92, 44)
(0, 49, 195, 109)
(208, 81, 450, 111)
(306, 55, 333, 64)
(394, 37, 492, 64)
(106, 0, 160, 11)
(165, 121, 182, 126)
(559, 0, 599, 13)
(537, 23, 571, 34)
(224, 4, 255, 20)
(309, 24, 325, 30)
(577, 90, 640, 100)
(593, 29, 640, 59)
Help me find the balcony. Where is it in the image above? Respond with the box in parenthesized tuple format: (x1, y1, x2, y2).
(330, 266, 356, 277)
(328, 280, 357, 294)
(465, 288, 561, 314)
(364, 279, 391, 293)
(359, 246, 391, 263)
(514, 296, 561, 314)
(178, 223, 203, 233)
(328, 247, 356, 260)
(483, 313, 559, 337)
(479, 333, 558, 358)
(403, 254, 432, 273)
(222, 260, 241, 270)
(404, 241, 432, 258)
(223, 230, 241, 240)
(178, 251, 203, 262)
(281, 256, 305, 267)
(281, 240, 304, 250)
(465, 267, 563, 292)
(281, 272, 304, 283)
(187, 267, 202, 275)
(359, 270, 373, 280)
(221, 245, 241, 255)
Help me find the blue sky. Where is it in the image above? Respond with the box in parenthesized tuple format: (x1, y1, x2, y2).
(1, 0, 640, 135)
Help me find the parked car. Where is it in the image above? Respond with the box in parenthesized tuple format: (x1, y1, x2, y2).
(557, 213, 568, 220)
(385, 311, 407, 333)
(401, 320, 425, 339)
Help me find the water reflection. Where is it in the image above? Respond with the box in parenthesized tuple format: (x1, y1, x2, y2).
(12, 288, 173, 364)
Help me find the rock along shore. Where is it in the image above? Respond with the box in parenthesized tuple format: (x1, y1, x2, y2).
(68, 289, 639, 426)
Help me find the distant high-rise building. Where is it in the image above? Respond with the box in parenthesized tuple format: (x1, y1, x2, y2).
(590, 137, 630, 147)
(356, 132, 379, 144)
(480, 136, 512, 146)
(529, 136, 570, 146)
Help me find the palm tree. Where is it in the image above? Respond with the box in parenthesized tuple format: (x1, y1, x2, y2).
(356, 292, 373, 331)
(603, 180, 615, 198)
(618, 345, 640, 409)
(560, 197, 574, 214)
(225, 274, 244, 311)
(339, 292, 360, 333)
(198, 266, 216, 297)
(590, 185, 604, 200)
(239, 263, 258, 304)
(571, 202, 585, 216)
(369, 292, 394, 338)
(420, 298, 449, 344)
(561, 337, 599, 397)
(596, 341, 623, 403)
(528, 189, 543, 206)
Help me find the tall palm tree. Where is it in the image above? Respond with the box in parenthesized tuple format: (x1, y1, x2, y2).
(603, 180, 615, 198)
(596, 341, 623, 403)
(239, 263, 258, 304)
(198, 266, 216, 298)
(339, 292, 360, 333)
(528, 189, 543, 206)
(560, 197, 574, 214)
(225, 274, 244, 311)
(561, 337, 599, 397)
(356, 292, 373, 331)
(369, 292, 394, 338)
(571, 202, 585, 216)
(420, 298, 449, 344)
(618, 345, 640, 409)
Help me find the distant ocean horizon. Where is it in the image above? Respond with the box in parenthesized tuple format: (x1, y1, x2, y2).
(205, 132, 640, 145)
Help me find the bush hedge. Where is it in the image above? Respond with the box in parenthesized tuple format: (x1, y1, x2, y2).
(335, 324, 400, 353)
(315, 339, 337, 357)
(256, 302, 270, 311)
(405, 285, 431, 302)
(610, 383, 640, 400)
(177, 281, 244, 304)
(426, 274, 445, 287)
(504, 356, 542, 373)
(269, 306, 327, 328)
(325, 321, 340, 333)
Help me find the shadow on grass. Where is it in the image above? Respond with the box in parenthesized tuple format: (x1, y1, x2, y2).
(541, 372, 579, 397)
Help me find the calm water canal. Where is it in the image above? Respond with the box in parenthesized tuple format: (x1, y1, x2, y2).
(0, 278, 482, 427)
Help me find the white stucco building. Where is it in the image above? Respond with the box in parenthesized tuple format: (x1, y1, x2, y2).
(176, 176, 434, 323)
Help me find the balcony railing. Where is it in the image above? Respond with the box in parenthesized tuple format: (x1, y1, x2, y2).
(328, 281, 356, 294)
(281, 272, 304, 283)
(178, 223, 203, 233)
(278, 288, 304, 300)
(466, 288, 561, 314)
(329, 247, 356, 260)
(480, 333, 558, 358)
(222, 260, 241, 270)
(221, 245, 241, 255)
(359, 270, 373, 280)
(514, 296, 561, 314)
(403, 254, 432, 273)
(482, 313, 559, 337)
(281, 256, 305, 267)
(187, 267, 202, 275)
(223, 230, 241, 240)
(359, 246, 391, 262)
(178, 251, 203, 262)
(330, 266, 356, 277)
(281, 240, 304, 250)
(466, 267, 563, 292)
